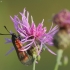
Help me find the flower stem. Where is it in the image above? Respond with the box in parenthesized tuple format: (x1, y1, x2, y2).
(33, 58, 36, 70)
(54, 49, 63, 70)
(33, 53, 37, 70)
(54, 63, 59, 70)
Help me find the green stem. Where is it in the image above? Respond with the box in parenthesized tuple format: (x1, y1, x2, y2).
(54, 49, 63, 70)
(33, 54, 37, 70)
(33, 58, 36, 70)
(54, 63, 59, 70)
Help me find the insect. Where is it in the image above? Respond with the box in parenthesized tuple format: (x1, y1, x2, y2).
(0, 26, 34, 65)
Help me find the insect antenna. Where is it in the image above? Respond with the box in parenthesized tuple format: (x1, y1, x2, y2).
(4, 26, 11, 34)
(0, 26, 11, 35)
(0, 33, 11, 35)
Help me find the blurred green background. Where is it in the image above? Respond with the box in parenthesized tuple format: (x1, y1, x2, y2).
(0, 0, 70, 70)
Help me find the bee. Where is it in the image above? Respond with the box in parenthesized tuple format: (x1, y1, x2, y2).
(0, 26, 34, 65)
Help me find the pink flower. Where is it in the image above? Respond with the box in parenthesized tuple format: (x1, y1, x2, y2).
(53, 9, 70, 27)
(6, 8, 58, 56)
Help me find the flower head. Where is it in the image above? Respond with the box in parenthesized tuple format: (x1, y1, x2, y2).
(6, 8, 58, 57)
(53, 9, 70, 27)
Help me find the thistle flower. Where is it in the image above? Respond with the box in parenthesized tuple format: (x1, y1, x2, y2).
(5, 9, 59, 68)
(52, 9, 70, 70)
(5, 8, 58, 57)
(53, 9, 70, 28)
(4, 8, 58, 70)
(53, 9, 70, 49)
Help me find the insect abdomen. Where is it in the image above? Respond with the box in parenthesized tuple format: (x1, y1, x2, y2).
(14, 39, 34, 65)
